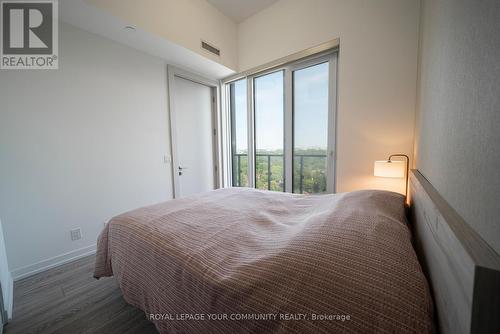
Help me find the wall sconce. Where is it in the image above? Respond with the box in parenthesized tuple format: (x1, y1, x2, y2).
(374, 154, 409, 198)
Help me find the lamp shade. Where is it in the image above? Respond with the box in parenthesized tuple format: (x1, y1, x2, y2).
(374, 160, 405, 178)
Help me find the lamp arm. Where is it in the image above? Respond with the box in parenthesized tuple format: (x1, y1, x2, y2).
(387, 154, 410, 199)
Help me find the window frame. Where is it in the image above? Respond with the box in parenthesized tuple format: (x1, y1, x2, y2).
(221, 50, 338, 193)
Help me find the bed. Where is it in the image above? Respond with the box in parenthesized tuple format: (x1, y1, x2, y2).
(94, 188, 433, 334)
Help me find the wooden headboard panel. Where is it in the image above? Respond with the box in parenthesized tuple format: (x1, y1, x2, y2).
(408, 170, 500, 334)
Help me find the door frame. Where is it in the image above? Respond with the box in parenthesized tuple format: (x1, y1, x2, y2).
(167, 65, 221, 198)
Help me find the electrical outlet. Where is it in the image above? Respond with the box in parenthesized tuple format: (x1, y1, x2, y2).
(70, 228, 82, 241)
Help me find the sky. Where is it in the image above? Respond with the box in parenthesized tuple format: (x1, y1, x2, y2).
(254, 71, 284, 152)
(232, 62, 329, 153)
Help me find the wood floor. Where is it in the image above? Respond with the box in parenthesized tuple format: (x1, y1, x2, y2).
(4, 255, 158, 334)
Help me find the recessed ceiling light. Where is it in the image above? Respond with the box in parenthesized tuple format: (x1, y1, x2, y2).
(124, 26, 136, 32)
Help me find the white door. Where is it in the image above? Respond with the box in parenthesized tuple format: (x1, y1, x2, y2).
(172, 76, 216, 197)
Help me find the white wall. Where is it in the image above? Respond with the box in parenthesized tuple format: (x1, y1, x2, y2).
(415, 0, 500, 254)
(0, 22, 173, 277)
(0, 219, 13, 319)
(238, 0, 421, 194)
(85, 0, 238, 70)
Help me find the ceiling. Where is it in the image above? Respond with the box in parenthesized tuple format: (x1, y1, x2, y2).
(60, 0, 235, 79)
(206, 0, 279, 23)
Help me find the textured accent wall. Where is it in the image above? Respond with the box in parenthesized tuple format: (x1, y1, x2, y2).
(415, 0, 500, 254)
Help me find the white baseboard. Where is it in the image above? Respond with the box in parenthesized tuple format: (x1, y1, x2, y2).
(11, 245, 96, 282)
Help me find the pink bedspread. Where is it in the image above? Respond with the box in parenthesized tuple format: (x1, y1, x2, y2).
(94, 188, 433, 333)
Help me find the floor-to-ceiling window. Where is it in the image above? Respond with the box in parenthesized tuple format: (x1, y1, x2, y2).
(229, 79, 248, 187)
(254, 71, 285, 191)
(292, 62, 329, 194)
(226, 52, 337, 194)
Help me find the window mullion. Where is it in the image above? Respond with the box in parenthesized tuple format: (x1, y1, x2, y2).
(326, 54, 338, 193)
(246, 76, 255, 188)
(284, 68, 293, 193)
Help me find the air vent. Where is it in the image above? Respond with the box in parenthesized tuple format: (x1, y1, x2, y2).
(201, 41, 220, 56)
